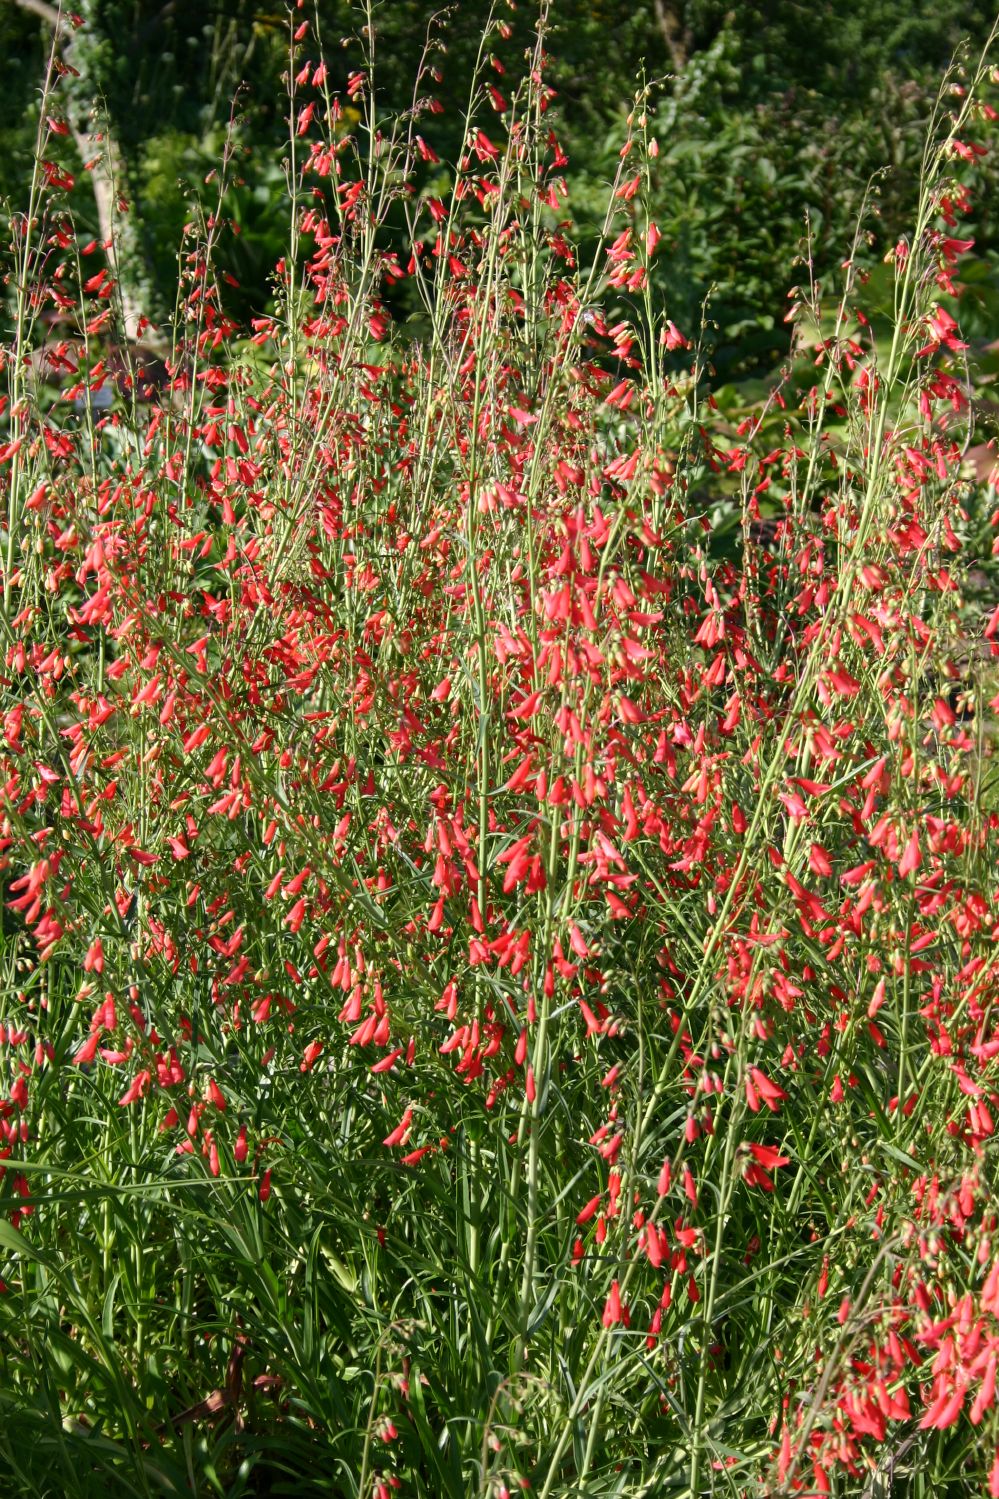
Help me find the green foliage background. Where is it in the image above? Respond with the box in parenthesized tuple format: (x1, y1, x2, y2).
(4, 0, 999, 379)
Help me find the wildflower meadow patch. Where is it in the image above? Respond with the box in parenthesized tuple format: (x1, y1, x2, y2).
(3, 5, 999, 1496)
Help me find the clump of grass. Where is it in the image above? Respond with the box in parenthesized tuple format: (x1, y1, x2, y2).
(2, 6, 999, 1497)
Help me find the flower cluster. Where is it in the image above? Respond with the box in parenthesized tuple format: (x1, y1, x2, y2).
(2, 14, 999, 1496)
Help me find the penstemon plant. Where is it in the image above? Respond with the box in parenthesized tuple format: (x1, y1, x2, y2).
(2, 5, 999, 1497)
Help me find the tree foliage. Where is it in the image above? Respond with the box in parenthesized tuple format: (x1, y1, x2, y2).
(5, 0, 999, 374)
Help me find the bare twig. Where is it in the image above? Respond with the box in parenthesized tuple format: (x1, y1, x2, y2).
(653, 0, 692, 72)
